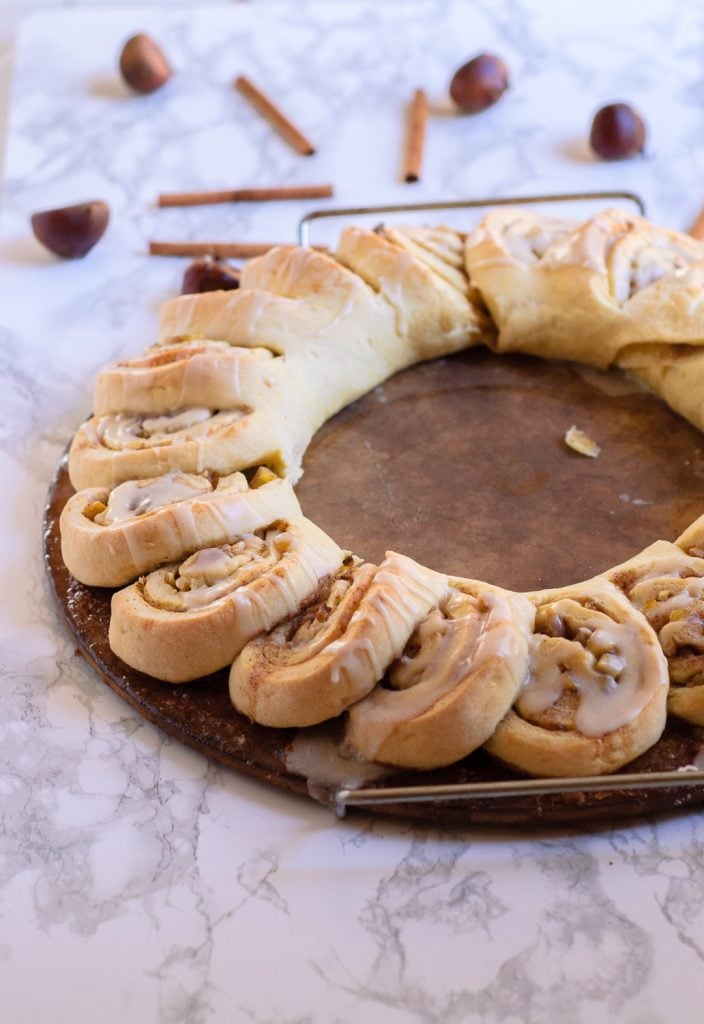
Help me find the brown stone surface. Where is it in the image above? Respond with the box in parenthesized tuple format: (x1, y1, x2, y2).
(44, 351, 704, 827)
(298, 348, 704, 590)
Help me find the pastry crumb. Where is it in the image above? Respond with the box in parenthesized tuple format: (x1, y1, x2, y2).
(565, 425, 601, 458)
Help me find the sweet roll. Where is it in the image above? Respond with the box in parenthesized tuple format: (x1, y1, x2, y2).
(108, 515, 342, 682)
(345, 579, 534, 769)
(229, 551, 449, 727)
(60, 473, 301, 587)
(484, 578, 668, 776)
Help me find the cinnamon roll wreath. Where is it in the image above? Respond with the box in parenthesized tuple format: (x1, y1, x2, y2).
(55, 209, 704, 780)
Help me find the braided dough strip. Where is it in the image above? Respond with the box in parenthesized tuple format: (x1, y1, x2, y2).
(335, 226, 486, 360)
(381, 225, 469, 296)
(68, 407, 288, 491)
(142, 241, 491, 489)
(344, 579, 534, 770)
(229, 551, 449, 728)
(93, 342, 276, 416)
(109, 516, 343, 683)
(465, 207, 704, 367)
(622, 346, 704, 436)
(60, 473, 300, 587)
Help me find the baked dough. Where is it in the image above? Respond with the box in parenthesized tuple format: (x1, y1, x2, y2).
(609, 540, 704, 726)
(68, 406, 291, 490)
(485, 578, 668, 776)
(55, 208, 704, 780)
(72, 240, 492, 492)
(335, 226, 487, 359)
(229, 551, 449, 728)
(109, 515, 342, 682)
(344, 579, 534, 769)
(60, 472, 301, 587)
(158, 247, 376, 349)
(464, 207, 704, 367)
(676, 510, 704, 558)
(93, 342, 275, 416)
(622, 346, 704, 436)
(381, 225, 468, 295)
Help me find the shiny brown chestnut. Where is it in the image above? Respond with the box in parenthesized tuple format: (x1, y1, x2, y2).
(181, 258, 241, 295)
(589, 103, 646, 160)
(119, 33, 172, 94)
(31, 200, 110, 259)
(449, 53, 509, 114)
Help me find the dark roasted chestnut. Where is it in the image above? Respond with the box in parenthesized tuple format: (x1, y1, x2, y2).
(181, 258, 241, 295)
(31, 200, 110, 259)
(450, 53, 509, 114)
(119, 33, 172, 95)
(589, 103, 646, 160)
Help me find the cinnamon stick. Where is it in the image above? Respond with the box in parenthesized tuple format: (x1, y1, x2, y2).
(149, 240, 327, 258)
(403, 88, 429, 183)
(235, 75, 316, 156)
(689, 209, 704, 241)
(157, 183, 334, 207)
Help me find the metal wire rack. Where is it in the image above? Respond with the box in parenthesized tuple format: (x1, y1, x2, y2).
(334, 769, 704, 818)
(297, 189, 646, 245)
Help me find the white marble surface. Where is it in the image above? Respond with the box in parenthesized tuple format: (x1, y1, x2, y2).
(3, 2, 704, 1022)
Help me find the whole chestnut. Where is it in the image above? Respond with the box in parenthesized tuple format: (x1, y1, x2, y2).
(119, 33, 172, 94)
(589, 103, 646, 160)
(181, 258, 241, 295)
(450, 53, 509, 114)
(31, 200, 110, 259)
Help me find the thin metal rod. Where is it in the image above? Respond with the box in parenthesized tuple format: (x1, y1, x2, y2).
(298, 190, 646, 246)
(334, 768, 704, 818)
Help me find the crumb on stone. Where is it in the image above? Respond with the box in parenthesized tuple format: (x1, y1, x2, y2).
(565, 425, 601, 458)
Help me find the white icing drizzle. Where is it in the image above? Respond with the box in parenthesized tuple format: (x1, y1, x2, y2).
(237, 291, 275, 342)
(97, 408, 246, 451)
(96, 472, 211, 524)
(543, 210, 640, 276)
(623, 550, 704, 585)
(320, 553, 448, 690)
(504, 215, 572, 266)
(607, 227, 703, 305)
(517, 593, 664, 737)
(639, 577, 704, 619)
(315, 290, 358, 336)
(378, 253, 416, 336)
(109, 473, 251, 576)
(349, 589, 523, 759)
(144, 520, 338, 621)
(176, 537, 275, 610)
(184, 349, 239, 403)
(272, 246, 320, 296)
(284, 727, 387, 793)
(468, 210, 576, 270)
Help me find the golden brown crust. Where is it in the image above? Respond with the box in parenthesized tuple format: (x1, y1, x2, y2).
(465, 207, 704, 368)
(336, 226, 487, 360)
(484, 578, 668, 776)
(67, 408, 290, 490)
(344, 580, 534, 770)
(108, 517, 343, 683)
(229, 552, 449, 728)
(676, 510, 704, 558)
(60, 475, 301, 587)
(57, 211, 704, 783)
(93, 342, 276, 416)
(608, 541, 704, 727)
(623, 347, 704, 437)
